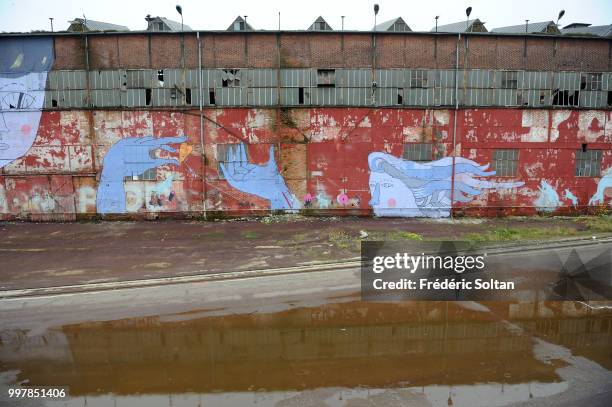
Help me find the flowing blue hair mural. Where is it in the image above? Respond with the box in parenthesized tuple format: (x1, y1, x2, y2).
(368, 152, 524, 217)
(0, 37, 54, 169)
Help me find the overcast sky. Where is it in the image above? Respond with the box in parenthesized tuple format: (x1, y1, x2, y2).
(1, 0, 611, 32)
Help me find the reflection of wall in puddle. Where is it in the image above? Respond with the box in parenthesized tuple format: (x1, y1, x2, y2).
(1, 301, 610, 395)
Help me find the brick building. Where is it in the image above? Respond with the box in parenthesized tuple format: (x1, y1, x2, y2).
(0, 29, 611, 219)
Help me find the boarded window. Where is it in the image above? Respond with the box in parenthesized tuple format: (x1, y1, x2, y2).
(575, 149, 601, 177)
(317, 69, 336, 87)
(403, 143, 432, 162)
(216, 144, 246, 180)
(501, 71, 518, 89)
(221, 69, 241, 87)
(410, 70, 427, 88)
(492, 149, 519, 177)
(580, 73, 602, 91)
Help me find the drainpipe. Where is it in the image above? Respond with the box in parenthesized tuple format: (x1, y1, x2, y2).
(197, 31, 207, 219)
(450, 33, 461, 219)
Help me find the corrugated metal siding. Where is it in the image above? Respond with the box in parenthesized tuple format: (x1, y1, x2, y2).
(41, 68, 612, 109)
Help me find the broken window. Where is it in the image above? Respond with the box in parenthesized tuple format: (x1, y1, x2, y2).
(145, 88, 152, 106)
(580, 73, 602, 91)
(209, 88, 216, 105)
(403, 143, 432, 162)
(397, 88, 404, 105)
(298, 87, 305, 104)
(552, 89, 579, 106)
(157, 70, 164, 86)
(501, 71, 518, 89)
(492, 149, 519, 177)
(410, 70, 427, 88)
(607, 91, 612, 107)
(185, 88, 192, 105)
(317, 69, 336, 87)
(221, 69, 241, 87)
(575, 149, 601, 177)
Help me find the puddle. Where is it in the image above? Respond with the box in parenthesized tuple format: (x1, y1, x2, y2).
(0, 301, 610, 406)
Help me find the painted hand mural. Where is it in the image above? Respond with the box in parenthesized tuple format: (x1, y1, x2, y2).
(220, 143, 300, 210)
(589, 168, 612, 206)
(368, 152, 524, 218)
(0, 37, 54, 169)
(96, 136, 186, 214)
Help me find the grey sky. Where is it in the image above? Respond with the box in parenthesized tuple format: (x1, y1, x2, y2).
(0, 0, 610, 33)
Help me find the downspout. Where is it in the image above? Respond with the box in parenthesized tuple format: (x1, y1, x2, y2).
(197, 31, 207, 219)
(450, 33, 461, 219)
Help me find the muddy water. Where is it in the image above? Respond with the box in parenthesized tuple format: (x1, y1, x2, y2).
(1, 300, 611, 406)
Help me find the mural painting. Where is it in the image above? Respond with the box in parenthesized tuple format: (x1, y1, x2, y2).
(220, 143, 301, 211)
(0, 37, 54, 169)
(96, 136, 186, 214)
(367, 152, 524, 218)
(589, 168, 612, 206)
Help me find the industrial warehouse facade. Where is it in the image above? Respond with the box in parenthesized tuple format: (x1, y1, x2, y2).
(0, 31, 611, 220)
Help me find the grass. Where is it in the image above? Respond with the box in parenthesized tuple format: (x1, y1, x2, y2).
(242, 231, 260, 239)
(327, 229, 423, 252)
(576, 215, 612, 233)
(463, 226, 579, 243)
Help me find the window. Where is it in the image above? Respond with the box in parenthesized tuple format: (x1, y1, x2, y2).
(575, 149, 601, 177)
(501, 71, 518, 89)
(397, 88, 404, 105)
(315, 21, 327, 30)
(410, 70, 427, 88)
(298, 87, 305, 104)
(403, 143, 432, 162)
(580, 73, 602, 91)
(317, 69, 336, 87)
(145, 88, 152, 106)
(185, 88, 192, 105)
(234, 21, 245, 31)
(209, 88, 216, 105)
(392, 22, 407, 32)
(492, 149, 519, 177)
(221, 69, 241, 87)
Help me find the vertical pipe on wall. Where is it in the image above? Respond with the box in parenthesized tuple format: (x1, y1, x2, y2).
(197, 31, 207, 219)
(450, 33, 461, 219)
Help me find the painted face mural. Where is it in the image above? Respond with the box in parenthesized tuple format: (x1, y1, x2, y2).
(0, 37, 54, 169)
(96, 136, 186, 214)
(220, 143, 300, 210)
(368, 152, 524, 218)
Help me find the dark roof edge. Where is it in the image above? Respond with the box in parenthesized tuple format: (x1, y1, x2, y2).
(0, 30, 609, 40)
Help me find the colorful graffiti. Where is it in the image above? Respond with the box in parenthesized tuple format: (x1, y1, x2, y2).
(589, 168, 612, 206)
(96, 136, 186, 214)
(220, 143, 300, 210)
(368, 152, 524, 218)
(0, 37, 54, 169)
(534, 180, 561, 212)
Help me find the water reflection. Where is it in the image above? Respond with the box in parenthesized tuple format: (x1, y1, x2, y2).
(0, 300, 610, 406)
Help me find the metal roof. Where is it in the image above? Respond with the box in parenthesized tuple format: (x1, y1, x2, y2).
(67, 18, 129, 32)
(561, 24, 612, 37)
(430, 19, 485, 33)
(373, 17, 411, 32)
(152, 17, 192, 31)
(491, 21, 559, 34)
